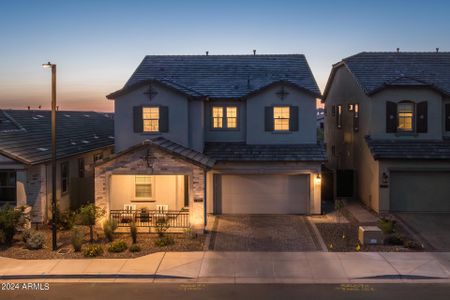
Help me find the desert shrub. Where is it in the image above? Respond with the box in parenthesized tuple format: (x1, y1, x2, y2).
(0, 205, 22, 245)
(154, 236, 175, 247)
(22, 228, 33, 243)
(384, 233, 403, 246)
(25, 231, 45, 250)
(129, 243, 141, 253)
(71, 227, 84, 252)
(130, 222, 138, 244)
(405, 240, 423, 250)
(378, 217, 396, 234)
(108, 240, 127, 253)
(155, 217, 170, 238)
(184, 228, 197, 240)
(57, 209, 76, 230)
(77, 204, 105, 243)
(83, 244, 103, 257)
(103, 219, 117, 242)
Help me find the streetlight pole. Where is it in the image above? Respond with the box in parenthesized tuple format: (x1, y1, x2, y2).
(42, 62, 57, 251)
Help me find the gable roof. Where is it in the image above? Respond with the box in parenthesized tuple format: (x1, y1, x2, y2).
(366, 137, 450, 160)
(107, 54, 321, 99)
(323, 52, 450, 99)
(204, 142, 326, 162)
(0, 110, 114, 165)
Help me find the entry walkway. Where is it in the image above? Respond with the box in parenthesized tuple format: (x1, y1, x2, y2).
(0, 251, 449, 283)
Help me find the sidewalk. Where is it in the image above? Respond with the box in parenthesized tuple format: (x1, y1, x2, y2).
(1, 251, 449, 284)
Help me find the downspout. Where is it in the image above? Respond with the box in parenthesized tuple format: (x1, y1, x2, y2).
(203, 170, 207, 232)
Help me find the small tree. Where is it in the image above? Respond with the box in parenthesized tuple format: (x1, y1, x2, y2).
(0, 205, 22, 245)
(77, 204, 105, 243)
(130, 222, 138, 244)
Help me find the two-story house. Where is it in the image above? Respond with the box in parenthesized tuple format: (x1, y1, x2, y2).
(0, 110, 114, 223)
(324, 52, 450, 214)
(95, 54, 326, 232)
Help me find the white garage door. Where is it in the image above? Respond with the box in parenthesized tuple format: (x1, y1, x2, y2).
(390, 171, 450, 212)
(220, 174, 309, 214)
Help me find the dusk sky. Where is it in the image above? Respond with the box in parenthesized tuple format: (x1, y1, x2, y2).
(1, 0, 449, 112)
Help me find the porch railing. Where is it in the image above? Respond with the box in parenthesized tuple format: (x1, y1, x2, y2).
(109, 209, 190, 229)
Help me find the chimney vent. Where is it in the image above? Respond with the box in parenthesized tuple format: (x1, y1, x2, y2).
(206, 51, 209, 56)
(396, 48, 400, 53)
(27, 106, 30, 110)
(436, 48, 439, 53)
(253, 49, 256, 56)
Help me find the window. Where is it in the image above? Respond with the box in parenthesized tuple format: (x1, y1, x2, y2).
(226, 107, 237, 128)
(212, 106, 238, 129)
(212, 107, 223, 128)
(143, 107, 159, 132)
(273, 106, 290, 131)
(336, 105, 343, 128)
(397, 102, 414, 132)
(93, 153, 103, 163)
(78, 158, 85, 178)
(61, 162, 69, 194)
(353, 104, 359, 132)
(0, 171, 16, 204)
(135, 175, 154, 199)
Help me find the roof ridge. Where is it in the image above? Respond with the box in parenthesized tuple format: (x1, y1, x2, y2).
(143, 54, 306, 57)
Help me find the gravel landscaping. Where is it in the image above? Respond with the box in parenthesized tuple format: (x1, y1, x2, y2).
(0, 228, 205, 259)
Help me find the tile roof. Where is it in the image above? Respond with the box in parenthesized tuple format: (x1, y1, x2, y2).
(366, 137, 450, 160)
(324, 52, 450, 98)
(108, 54, 320, 99)
(0, 110, 114, 164)
(204, 142, 326, 162)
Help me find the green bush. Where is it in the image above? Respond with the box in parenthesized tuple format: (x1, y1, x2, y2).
(405, 240, 423, 250)
(71, 227, 84, 252)
(25, 231, 45, 250)
(129, 243, 141, 253)
(77, 204, 105, 243)
(0, 205, 22, 245)
(22, 229, 32, 243)
(83, 244, 103, 257)
(108, 240, 128, 253)
(130, 222, 137, 244)
(184, 228, 197, 240)
(56, 209, 76, 230)
(384, 233, 403, 246)
(378, 217, 396, 234)
(154, 236, 175, 247)
(103, 219, 117, 242)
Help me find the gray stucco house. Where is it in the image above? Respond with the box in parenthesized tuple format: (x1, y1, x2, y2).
(0, 110, 114, 222)
(95, 54, 326, 232)
(323, 52, 450, 213)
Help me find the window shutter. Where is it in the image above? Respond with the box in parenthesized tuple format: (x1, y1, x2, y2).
(386, 101, 397, 133)
(446, 104, 450, 132)
(264, 106, 274, 131)
(159, 106, 169, 132)
(290, 106, 299, 131)
(416, 101, 428, 133)
(133, 106, 143, 133)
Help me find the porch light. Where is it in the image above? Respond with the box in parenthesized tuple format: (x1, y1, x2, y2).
(315, 174, 322, 184)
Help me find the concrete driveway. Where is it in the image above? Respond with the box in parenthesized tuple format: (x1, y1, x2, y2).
(209, 215, 321, 251)
(395, 213, 450, 251)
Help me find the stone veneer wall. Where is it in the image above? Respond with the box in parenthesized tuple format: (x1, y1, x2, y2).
(95, 145, 206, 231)
(25, 165, 47, 223)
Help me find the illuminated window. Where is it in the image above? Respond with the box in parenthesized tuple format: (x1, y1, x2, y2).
(135, 176, 154, 199)
(397, 102, 414, 132)
(143, 107, 159, 132)
(336, 105, 343, 128)
(226, 107, 237, 128)
(212, 107, 223, 128)
(274, 106, 290, 131)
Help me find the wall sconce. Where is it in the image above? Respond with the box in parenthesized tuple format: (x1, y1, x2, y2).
(382, 172, 389, 185)
(315, 174, 322, 185)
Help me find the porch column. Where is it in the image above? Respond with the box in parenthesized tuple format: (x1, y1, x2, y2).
(190, 168, 205, 232)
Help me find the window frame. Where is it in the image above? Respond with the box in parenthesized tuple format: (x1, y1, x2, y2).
(336, 105, 343, 129)
(134, 175, 155, 201)
(60, 161, 70, 195)
(0, 171, 16, 204)
(78, 158, 85, 178)
(397, 101, 415, 133)
(211, 105, 239, 130)
(93, 152, 103, 163)
(142, 106, 160, 133)
(273, 106, 291, 131)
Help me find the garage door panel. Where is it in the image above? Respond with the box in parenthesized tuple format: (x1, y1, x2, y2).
(390, 171, 450, 212)
(221, 174, 309, 214)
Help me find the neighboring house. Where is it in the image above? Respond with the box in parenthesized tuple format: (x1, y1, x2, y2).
(323, 52, 450, 213)
(317, 108, 325, 130)
(95, 54, 326, 232)
(0, 110, 114, 222)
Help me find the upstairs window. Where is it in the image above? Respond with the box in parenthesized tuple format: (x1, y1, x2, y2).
(0, 171, 16, 204)
(61, 162, 69, 194)
(135, 176, 154, 199)
(212, 106, 238, 129)
(93, 152, 103, 162)
(273, 106, 290, 131)
(143, 107, 160, 132)
(397, 102, 414, 132)
(78, 158, 85, 178)
(336, 105, 342, 129)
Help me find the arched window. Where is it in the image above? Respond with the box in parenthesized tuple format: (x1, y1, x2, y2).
(397, 101, 414, 132)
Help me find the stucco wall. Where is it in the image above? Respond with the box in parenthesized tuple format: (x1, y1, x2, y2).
(114, 83, 190, 152)
(246, 85, 317, 144)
